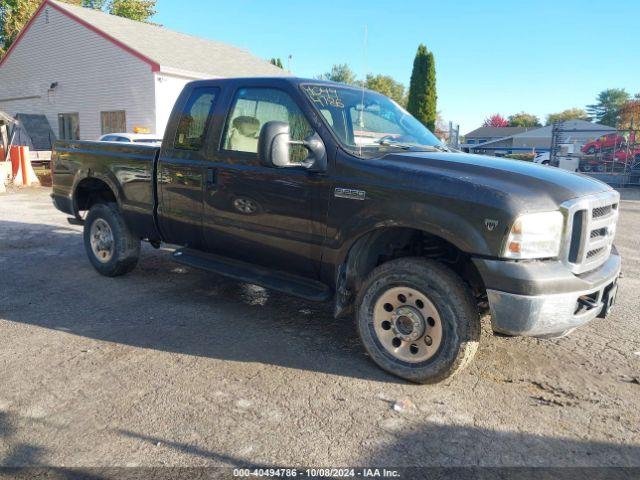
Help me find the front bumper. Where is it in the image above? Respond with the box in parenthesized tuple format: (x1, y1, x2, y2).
(475, 250, 621, 337)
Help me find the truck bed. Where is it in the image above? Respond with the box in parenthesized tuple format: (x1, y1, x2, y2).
(51, 140, 159, 239)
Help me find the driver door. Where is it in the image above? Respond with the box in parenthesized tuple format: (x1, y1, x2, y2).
(202, 86, 330, 278)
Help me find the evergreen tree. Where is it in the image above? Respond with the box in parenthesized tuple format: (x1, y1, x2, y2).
(270, 58, 284, 69)
(587, 88, 630, 127)
(407, 44, 437, 131)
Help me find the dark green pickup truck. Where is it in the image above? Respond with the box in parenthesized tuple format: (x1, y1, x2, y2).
(52, 77, 621, 383)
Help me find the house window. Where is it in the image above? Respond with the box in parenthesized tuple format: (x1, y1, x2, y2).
(467, 139, 476, 144)
(101, 111, 126, 134)
(58, 113, 80, 140)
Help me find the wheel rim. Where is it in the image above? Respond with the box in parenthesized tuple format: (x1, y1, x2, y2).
(90, 218, 114, 263)
(373, 286, 443, 363)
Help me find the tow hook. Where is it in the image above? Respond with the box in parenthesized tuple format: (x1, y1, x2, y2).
(577, 296, 599, 310)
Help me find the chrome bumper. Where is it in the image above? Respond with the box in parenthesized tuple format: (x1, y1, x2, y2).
(487, 254, 621, 338)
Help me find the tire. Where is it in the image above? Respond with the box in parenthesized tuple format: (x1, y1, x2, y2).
(356, 258, 480, 384)
(83, 202, 140, 277)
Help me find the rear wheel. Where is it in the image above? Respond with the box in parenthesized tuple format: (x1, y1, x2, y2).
(83, 202, 140, 277)
(356, 258, 480, 384)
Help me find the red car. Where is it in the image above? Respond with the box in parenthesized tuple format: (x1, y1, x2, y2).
(581, 133, 626, 154)
(580, 148, 640, 172)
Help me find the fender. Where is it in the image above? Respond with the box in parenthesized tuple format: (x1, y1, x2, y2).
(71, 168, 123, 217)
(324, 200, 500, 281)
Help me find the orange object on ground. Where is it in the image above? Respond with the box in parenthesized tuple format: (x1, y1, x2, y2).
(9, 146, 21, 177)
(13, 146, 40, 186)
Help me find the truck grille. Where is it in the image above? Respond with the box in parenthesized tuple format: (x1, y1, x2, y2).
(562, 191, 619, 274)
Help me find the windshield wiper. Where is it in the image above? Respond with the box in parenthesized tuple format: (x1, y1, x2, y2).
(377, 139, 413, 150)
(377, 139, 447, 152)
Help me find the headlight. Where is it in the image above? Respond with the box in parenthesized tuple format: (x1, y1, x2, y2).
(503, 211, 564, 259)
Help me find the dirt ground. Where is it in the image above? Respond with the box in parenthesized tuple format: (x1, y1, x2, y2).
(0, 187, 639, 468)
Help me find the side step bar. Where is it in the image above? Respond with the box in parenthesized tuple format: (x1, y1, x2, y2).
(172, 248, 332, 302)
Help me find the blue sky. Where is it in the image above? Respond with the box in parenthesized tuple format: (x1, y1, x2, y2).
(154, 0, 639, 133)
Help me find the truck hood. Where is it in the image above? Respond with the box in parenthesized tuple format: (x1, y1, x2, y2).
(384, 151, 612, 210)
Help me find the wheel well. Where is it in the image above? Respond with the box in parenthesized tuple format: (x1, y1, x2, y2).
(75, 178, 117, 212)
(335, 227, 486, 317)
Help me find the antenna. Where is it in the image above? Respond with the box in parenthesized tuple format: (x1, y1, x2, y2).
(359, 25, 368, 156)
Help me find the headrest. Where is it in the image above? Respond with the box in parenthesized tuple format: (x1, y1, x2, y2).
(233, 116, 260, 137)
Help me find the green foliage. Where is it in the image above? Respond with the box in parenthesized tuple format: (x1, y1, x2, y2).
(315, 64, 407, 106)
(505, 153, 535, 162)
(407, 44, 437, 131)
(508, 112, 541, 127)
(108, 0, 156, 22)
(0, 0, 40, 55)
(364, 74, 406, 106)
(270, 58, 284, 69)
(545, 108, 591, 125)
(587, 88, 631, 127)
(318, 63, 358, 85)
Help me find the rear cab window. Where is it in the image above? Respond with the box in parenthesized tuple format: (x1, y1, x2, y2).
(174, 87, 220, 151)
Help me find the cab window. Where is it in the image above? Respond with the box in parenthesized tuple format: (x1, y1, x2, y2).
(174, 87, 219, 151)
(223, 88, 313, 160)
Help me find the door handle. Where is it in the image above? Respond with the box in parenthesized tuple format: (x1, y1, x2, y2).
(206, 167, 216, 187)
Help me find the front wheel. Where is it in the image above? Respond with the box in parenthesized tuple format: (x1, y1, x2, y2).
(83, 202, 140, 277)
(356, 258, 480, 384)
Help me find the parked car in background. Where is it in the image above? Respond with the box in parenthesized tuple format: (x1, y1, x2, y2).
(581, 133, 626, 154)
(98, 133, 163, 146)
(533, 152, 550, 165)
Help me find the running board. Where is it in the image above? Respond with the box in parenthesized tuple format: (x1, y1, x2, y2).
(172, 248, 332, 302)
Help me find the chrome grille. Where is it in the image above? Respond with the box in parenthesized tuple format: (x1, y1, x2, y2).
(592, 205, 613, 218)
(561, 191, 619, 274)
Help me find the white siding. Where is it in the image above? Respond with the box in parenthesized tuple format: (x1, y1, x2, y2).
(0, 5, 155, 140)
(153, 73, 196, 136)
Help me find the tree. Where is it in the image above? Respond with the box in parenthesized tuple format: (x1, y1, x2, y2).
(618, 97, 640, 131)
(318, 63, 358, 85)
(365, 74, 406, 106)
(270, 58, 284, 69)
(0, 0, 40, 56)
(406, 44, 437, 131)
(586, 88, 630, 127)
(545, 108, 591, 125)
(482, 114, 509, 128)
(508, 112, 541, 127)
(1, 0, 155, 58)
(108, 0, 156, 22)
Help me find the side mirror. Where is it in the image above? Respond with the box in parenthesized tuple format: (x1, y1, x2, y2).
(258, 121, 327, 172)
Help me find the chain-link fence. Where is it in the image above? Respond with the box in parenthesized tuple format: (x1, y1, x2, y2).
(550, 123, 640, 186)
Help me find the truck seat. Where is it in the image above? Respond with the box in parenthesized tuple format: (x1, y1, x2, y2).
(228, 116, 260, 152)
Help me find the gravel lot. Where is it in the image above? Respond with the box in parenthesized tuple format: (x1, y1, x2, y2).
(0, 187, 639, 468)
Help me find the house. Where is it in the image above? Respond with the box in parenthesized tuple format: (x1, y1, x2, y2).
(464, 120, 616, 156)
(0, 0, 287, 142)
(462, 126, 532, 147)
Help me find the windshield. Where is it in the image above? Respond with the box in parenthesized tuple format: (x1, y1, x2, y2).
(302, 84, 442, 159)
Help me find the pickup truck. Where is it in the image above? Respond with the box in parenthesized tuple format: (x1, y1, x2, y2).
(51, 77, 621, 384)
